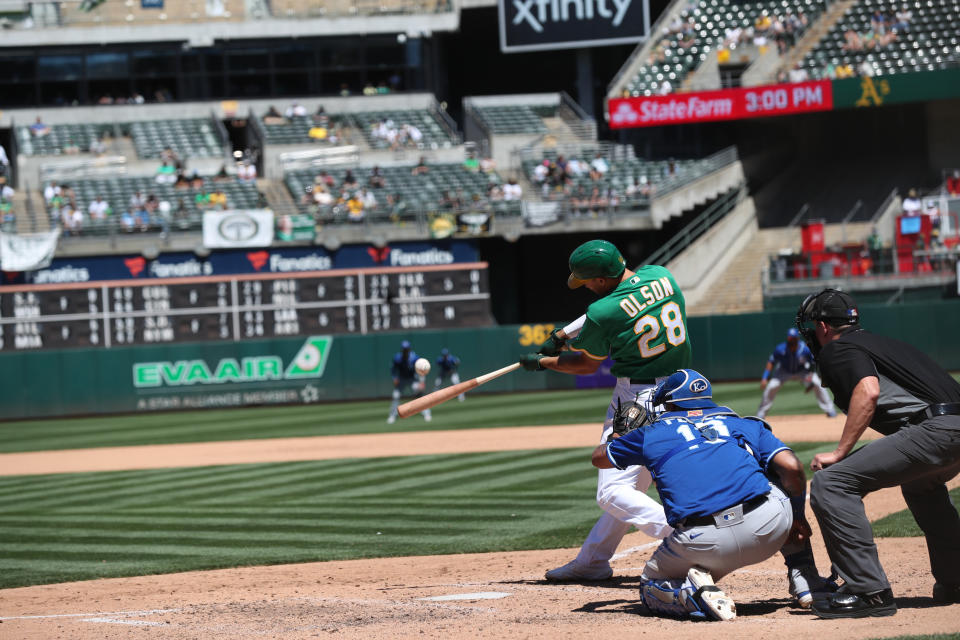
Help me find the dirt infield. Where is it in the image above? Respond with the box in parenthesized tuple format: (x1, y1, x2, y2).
(1, 413, 958, 639)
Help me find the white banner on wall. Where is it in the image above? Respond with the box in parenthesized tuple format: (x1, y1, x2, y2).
(203, 210, 275, 248)
(0, 229, 60, 272)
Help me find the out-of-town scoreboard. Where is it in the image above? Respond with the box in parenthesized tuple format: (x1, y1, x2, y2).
(0, 263, 492, 350)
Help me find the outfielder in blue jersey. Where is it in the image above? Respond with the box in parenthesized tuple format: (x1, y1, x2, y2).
(591, 369, 831, 621)
(387, 340, 431, 424)
(758, 328, 836, 419)
(434, 348, 465, 402)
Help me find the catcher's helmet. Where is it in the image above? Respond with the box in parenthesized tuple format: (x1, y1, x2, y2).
(651, 369, 717, 410)
(567, 239, 626, 289)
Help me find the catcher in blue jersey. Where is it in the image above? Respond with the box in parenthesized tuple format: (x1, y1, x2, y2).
(592, 369, 832, 621)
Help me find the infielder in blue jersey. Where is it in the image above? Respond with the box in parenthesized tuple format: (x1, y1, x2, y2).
(758, 328, 837, 419)
(387, 340, 431, 424)
(592, 369, 828, 621)
(434, 348, 465, 402)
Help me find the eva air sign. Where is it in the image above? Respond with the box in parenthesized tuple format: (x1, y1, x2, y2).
(133, 336, 332, 388)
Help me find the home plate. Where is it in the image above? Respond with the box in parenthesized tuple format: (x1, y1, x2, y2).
(419, 592, 512, 601)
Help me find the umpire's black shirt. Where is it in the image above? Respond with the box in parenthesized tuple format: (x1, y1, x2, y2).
(817, 328, 960, 435)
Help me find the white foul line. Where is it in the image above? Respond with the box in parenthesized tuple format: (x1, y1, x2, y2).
(0, 608, 179, 621)
(82, 617, 167, 626)
(419, 592, 512, 601)
(610, 540, 660, 561)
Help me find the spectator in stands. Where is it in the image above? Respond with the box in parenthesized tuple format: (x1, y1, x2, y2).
(190, 171, 205, 189)
(346, 192, 365, 221)
(0, 180, 14, 203)
(156, 161, 177, 185)
(129, 190, 145, 211)
(313, 105, 329, 126)
(63, 138, 80, 155)
(902, 188, 923, 215)
(377, 82, 390, 95)
(924, 199, 941, 230)
(589, 154, 609, 181)
(947, 170, 960, 196)
(88, 195, 110, 221)
(156, 200, 172, 236)
(130, 92, 146, 105)
(209, 189, 228, 210)
(90, 136, 107, 156)
(463, 154, 480, 173)
(237, 160, 257, 184)
(368, 166, 386, 189)
(61, 205, 83, 235)
(342, 170, 358, 189)
(893, 5, 912, 31)
(194, 189, 212, 210)
(213, 164, 231, 183)
(29, 117, 50, 137)
(174, 198, 190, 228)
(566, 156, 587, 178)
(44, 181, 61, 204)
(160, 146, 181, 169)
(135, 205, 151, 232)
(315, 171, 335, 189)
(339, 84, 351, 97)
(362, 82, 377, 96)
(285, 102, 307, 118)
(480, 157, 497, 174)
(310, 186, 334, 210)
(411, 157, 430, 176)
(174, 171, 191, 190)
(404, 124, 423, 148)
(0, 143, 8, 174)
(788, 64, 809, 83)
(361, 188, 378, 212)
(263, 106, 285, 125)
(503, 178, 522, 201)
(386, 193, 407, 224)
(588, 186, 608, 216)
(309, 123, 329, 142)
(120, 208, 137, 232)
(570, 184, 589, 216)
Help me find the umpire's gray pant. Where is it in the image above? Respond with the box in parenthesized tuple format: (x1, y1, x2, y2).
(810, 415, 960, 594)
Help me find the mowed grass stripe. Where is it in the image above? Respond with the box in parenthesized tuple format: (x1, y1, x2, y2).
(0, 449, 605, 589)
(2, 378, 886, 454)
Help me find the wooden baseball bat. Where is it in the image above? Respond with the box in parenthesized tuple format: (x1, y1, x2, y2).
(398, 362, 522, 418)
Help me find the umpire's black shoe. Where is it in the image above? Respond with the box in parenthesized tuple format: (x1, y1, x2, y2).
(812, 588, 897, 618)
(933, 583, 960, 604)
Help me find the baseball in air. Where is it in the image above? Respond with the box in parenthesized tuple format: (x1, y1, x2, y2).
(415, 357, 431, 376)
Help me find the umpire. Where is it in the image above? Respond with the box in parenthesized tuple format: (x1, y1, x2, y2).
(796, 288, 960, 618)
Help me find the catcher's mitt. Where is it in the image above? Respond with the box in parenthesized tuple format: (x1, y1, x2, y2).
(608, 397, 652, 442)
(537, 328, 566, 356)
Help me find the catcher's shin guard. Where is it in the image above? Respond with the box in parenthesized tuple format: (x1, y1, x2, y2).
(685, 567, 736, 621)
(640, 578, 705, 620)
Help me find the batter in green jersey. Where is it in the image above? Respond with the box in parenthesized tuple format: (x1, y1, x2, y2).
(518, 239, 690, 583)
(568, 264, 691, 379)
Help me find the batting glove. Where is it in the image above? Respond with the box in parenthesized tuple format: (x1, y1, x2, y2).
(519, 353, 545, 371)
(537, 328, 566, 356)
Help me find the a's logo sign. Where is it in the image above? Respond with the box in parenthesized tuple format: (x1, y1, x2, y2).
(124, 257, 147, 277)
(855, 76, 891, 107)
(689, 379, 708, 394)
(247, 251, 269, 271)
(367, 246, 391, 264)
(133, 336, 332, 388)
(218, 214, 260, 242)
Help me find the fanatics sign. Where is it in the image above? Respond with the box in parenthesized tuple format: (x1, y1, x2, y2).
(498, 0, 649, 52)
(608, 80, 833, 128)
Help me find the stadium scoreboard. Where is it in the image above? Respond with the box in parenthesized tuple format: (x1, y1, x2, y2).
(0, 262, 492, 351)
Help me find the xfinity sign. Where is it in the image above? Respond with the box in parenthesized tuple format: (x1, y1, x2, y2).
(499, 0, 649, 52)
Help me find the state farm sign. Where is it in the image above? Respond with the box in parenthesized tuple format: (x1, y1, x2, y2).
(608, 81, 833, 128)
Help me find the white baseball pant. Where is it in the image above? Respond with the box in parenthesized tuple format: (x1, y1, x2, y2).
(571, 377, 674, 571)
(757, 372, 835, 419)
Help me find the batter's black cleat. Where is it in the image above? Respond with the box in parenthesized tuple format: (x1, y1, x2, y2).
(812, 588, 897, 618)
(933, 583, 960, 604)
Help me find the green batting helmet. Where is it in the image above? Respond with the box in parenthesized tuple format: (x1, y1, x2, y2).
(567, 240, 626, 289)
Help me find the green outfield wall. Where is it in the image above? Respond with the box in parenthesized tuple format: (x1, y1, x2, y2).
(1, 300, 958, 419)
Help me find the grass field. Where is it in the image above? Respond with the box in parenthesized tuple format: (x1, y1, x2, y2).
(0, 383, 952, 591)
(0, 380, 837, 453)
(0, 441, 840, 589)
